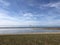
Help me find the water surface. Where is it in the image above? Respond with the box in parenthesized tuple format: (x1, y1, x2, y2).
(0, 28, 60, 34)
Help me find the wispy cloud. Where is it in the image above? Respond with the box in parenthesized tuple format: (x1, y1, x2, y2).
(40, 2, 60, 9)
(0, 9, 39, 26)
(20, 13, 35, 20)
(0, 0, 10, 8)
(0, 8, 60, 26)
(0, 0, 60, 27)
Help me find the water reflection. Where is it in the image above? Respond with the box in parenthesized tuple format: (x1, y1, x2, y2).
(0, 29, 60, 34)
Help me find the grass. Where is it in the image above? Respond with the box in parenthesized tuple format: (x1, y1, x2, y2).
(0, 34, 60, 45)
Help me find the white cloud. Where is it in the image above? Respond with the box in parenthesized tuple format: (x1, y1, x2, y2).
(48, 2, 60, 8)
(0, 10, 19, 26)
(1, 8, 60, 27)
(23, 13, 33, 17)
(0, 9, 18, 21)
(40, 2, 60, 9)
(22, 13, 34, 20)
(0, 0, 10, 8)
(0, 0, 10, 6)
(0, 9, 39, 27)
(0, 10, 60, 27)
(0, 5, 60, 27)
(17, 12, 36, 21)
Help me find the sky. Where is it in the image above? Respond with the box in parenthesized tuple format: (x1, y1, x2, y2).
(0, 0, 60, 27)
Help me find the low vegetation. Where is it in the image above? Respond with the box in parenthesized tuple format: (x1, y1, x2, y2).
(0, 34, 60, 45)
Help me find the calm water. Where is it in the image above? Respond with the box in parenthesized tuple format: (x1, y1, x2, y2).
(0, 28, 60, 34)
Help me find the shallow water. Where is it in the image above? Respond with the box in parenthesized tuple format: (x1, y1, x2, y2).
(0, 28, 60, 34)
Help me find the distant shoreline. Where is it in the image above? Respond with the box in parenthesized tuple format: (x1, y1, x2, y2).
(0, 27, 60, 30)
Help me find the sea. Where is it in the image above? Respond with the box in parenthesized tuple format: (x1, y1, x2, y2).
(0, 27, 60, 34)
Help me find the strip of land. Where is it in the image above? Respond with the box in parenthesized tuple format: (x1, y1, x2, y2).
(0, 32, 60, 35)
(0, 27, 60, 30)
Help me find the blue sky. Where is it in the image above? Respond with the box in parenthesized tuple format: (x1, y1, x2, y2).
(0, 0, 60, 27)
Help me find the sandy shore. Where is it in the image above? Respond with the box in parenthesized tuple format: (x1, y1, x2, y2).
(16, 32, 60, 34)
(0, 32, 60, 35)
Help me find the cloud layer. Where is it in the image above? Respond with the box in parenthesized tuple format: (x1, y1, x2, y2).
(0, 0, 60, 27)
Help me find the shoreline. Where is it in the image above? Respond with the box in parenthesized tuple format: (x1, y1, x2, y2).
(0, 28, 60, 30)
(0, 32, 60, 35)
